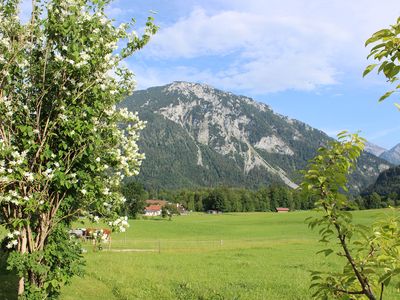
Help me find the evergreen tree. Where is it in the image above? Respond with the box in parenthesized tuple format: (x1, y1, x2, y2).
(121, 181, 146, 218)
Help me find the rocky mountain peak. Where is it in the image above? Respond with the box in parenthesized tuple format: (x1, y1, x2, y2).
(163, 81, 271, 112)
(380, 143, 400, 165)
(121, 82, 392, 191)
(364, 141, 387, 157)
(164, 81, 224, 104)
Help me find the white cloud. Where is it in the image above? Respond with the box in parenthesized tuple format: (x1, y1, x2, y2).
(139, 7, 346, 93)
(147, 9, 264, 58)
(132, 64, 215, 90)
(135, 0, 400, 93)
(137, 7, 347, 93)
(106, 1, 135, 20)
(15, 0, 400, 95)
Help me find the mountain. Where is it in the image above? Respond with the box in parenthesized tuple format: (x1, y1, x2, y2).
(364, 141, 387, 157)
(379, 143, 400, 165)
(121, 81, 392, 191)
(361, 165, 400, 197)
(363, 142, 400, 165)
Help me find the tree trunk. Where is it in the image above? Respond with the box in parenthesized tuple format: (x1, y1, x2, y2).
(17, 229, 28, 296)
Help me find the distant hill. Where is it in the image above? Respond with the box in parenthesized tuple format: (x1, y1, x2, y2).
(122, 81, 391, 191)
(361, 165, 400, 197)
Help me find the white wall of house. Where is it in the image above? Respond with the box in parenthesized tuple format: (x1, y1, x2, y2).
(144, 210, 161, 216)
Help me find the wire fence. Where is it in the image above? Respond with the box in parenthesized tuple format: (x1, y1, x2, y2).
(102, 239, 225, 253)
(83, 237, 311, 253)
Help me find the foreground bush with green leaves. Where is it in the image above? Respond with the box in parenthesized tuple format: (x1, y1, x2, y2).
(302, 132, 400, 299)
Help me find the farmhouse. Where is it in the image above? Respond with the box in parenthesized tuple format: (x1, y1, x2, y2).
(144, 199, 189, 215)
(144, 204, 162, 216)
(276, 207, 290, 213)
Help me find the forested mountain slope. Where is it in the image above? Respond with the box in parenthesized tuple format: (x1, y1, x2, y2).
(361, 165, 400, 196)
(122, 82, 391, 191)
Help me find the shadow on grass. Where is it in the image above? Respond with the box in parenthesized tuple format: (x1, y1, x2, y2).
(0, 250, 18, 300)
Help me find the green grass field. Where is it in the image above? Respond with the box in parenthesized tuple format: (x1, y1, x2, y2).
(1, 210, 399, 299)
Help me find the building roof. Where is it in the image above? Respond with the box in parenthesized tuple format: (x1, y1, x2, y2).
(145, 205, 162, 212)
(145, 199, 168, 207)
(276, 207, 290, 211)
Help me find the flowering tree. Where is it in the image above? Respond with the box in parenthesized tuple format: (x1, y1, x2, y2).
(0, 0, 156, 297)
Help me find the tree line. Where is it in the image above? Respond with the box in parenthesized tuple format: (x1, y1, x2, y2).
(354, 192, 400, 209)
(122, 180, 400, 218)
(122, 181, 314, 217)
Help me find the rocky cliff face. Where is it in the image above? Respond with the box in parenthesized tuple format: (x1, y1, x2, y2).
(364, 141, 387, 157)
(122, 81, 392, 191)
(380, 143, 400, 165)
(364, 141, 400, 165)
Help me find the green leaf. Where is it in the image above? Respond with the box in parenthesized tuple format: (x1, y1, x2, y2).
(321, 249, 333, 256)
(378, 60, 388, 73)
(379, 90, 395, 102)
(365, 29, 394, 46)
(370, 42, 386, 52)
(365, 36, 381, 46)
(389, 65, 400, 78)
(363, 64, 377, 77)
(379, 272, 392, 286)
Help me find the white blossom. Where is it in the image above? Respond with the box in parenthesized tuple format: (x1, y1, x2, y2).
(59, 114, 68, 121)
(43, 168, 54, 179)
(102, 187, 110, 195)
(24, 172, 34, 181)
(54, 52, 63, 61)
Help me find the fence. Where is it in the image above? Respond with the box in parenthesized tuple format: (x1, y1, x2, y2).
(101, 239, 225, 253)
(89, 237, 310, 253)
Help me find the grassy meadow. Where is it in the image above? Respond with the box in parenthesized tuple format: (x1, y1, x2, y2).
(1, 209, 399, 299)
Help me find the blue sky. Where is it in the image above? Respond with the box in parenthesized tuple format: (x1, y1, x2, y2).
(22, 0, 400, 149)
